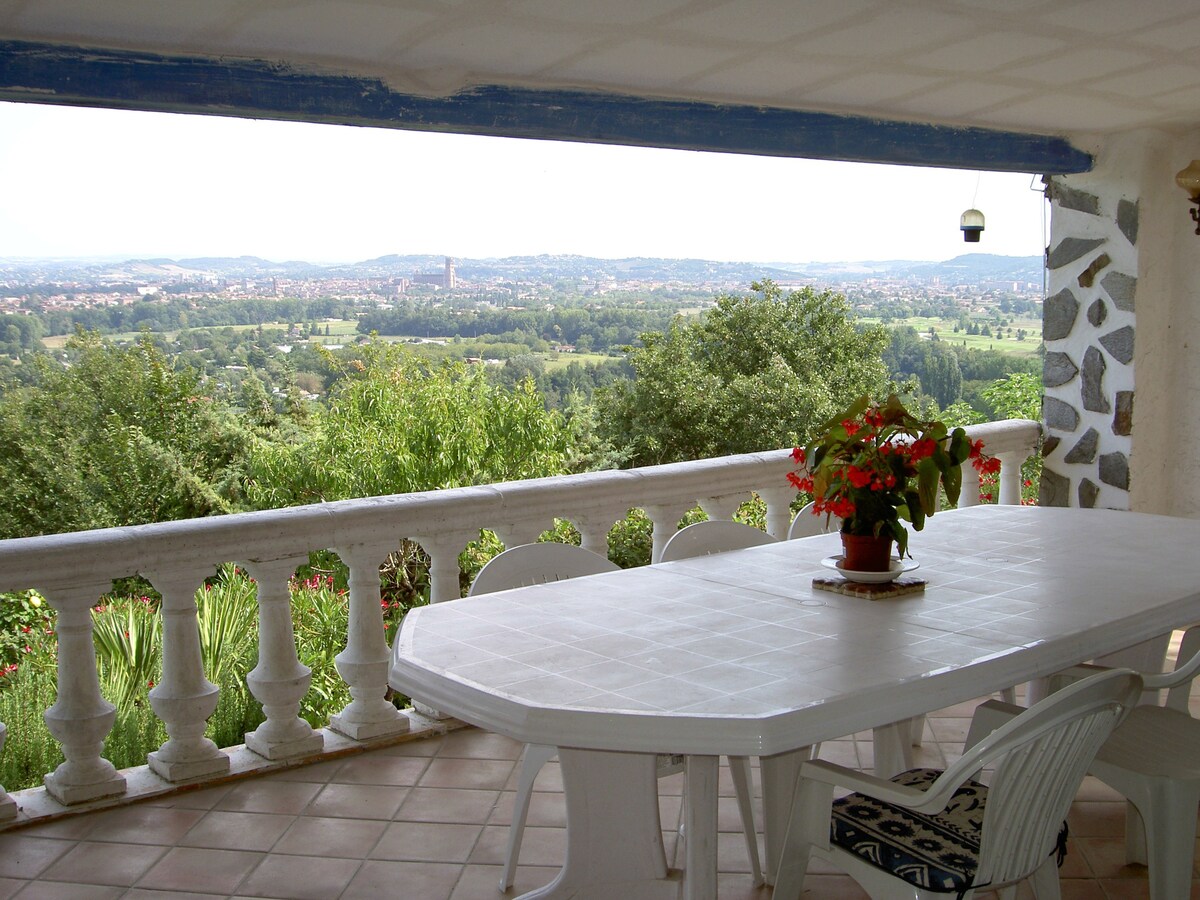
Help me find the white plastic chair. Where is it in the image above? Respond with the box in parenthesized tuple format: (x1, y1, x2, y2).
(973, 626, 1200, 900)
(786, 500, 841, 540)
(659, 519, 778, 562)
(774, 668, 1143, 900)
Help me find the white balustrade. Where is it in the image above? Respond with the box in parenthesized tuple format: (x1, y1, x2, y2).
(0, 419, 1040, 818)
(0, 723, 15, 820)
(329, 542, 410, 741)
(242, 556, 324, 760)
(145, 568, 229, 782)
(41, 579, 127, 804)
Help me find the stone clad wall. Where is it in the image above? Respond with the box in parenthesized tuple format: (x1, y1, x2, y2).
(1039, 179, 1137, 509)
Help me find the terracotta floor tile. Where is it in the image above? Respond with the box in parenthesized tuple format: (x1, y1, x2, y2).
(214, 779, 323, 815)
(7, 708, 1193, 900)
(448, 863, 561, 899)
(331, 755, 429, 786)
(369, 821, 483, 862)
(395, 787, 501, 824)
(1057, 878, 1109, 900)
(305, 783, 408, 820)
(437, 730, 525, 760)
(234, 853, 361, 899)
(468, 824, 565, 867)
(178, 809, 295, 851)
(272, 815, 388, 858)
(9, 883, 124, 899)
(1069, 801, 1130, 838)
(487, 790, 567, 828)
(421, 757, 515, 791)
(80, 805, 207, 845)
(340, 859, 461, 900)
(123, 890, 223, 900)
(501, 757, 565, 793)
(0, 835, 74, 879)
(135, 846, 264, 894)
(38, 840, 167, 886)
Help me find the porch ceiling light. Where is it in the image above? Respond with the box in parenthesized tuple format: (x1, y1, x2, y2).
(960, 208, 985, 242)
(1175, 160, 1200, 235)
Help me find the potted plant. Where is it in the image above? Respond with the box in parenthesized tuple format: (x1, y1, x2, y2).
(788, 394, 998, 571)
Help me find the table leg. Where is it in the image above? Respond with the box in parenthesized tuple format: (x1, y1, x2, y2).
(760, 747, 811, 885)
(684, 755, 718, 900)
(872, 721, 915, 778)
(518, 747, 676, 900)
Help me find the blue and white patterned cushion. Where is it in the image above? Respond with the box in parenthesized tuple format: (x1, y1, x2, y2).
(830, 767, 986, 894)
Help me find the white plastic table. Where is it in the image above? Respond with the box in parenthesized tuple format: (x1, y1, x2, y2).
(389, 506, 1200, 899)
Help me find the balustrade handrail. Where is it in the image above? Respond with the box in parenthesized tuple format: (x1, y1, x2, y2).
(0, 418, 1040, 821)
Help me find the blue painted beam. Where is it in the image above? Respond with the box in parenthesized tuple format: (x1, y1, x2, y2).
(0, 39, 1092, 174)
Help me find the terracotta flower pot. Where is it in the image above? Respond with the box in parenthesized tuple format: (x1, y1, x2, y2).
(840, 532, 894, 572)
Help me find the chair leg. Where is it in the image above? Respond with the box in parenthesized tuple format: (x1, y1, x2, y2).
(1029, 853, 1063, 900)
(500, 743, 558, 891)
(1140, 785, 1200, 900)
(728, 755, 763, 886)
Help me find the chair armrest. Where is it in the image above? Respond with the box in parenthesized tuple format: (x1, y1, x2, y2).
(799, 758, 950, 813)
(1143, 630, 1200, 691)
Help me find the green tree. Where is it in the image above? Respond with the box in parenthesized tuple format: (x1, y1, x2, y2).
(596, 281, 890, 465)
(0, 332, 254, 537)
(244, 343, 570, 506)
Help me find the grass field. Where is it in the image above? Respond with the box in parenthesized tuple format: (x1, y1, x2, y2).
(860, 315, 1042, 357)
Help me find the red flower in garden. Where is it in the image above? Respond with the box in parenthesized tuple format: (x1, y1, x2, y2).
(841, 419, 861, 436)
(845, 466, 873, 489)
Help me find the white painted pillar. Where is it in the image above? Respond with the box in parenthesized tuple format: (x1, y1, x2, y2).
(997, 451, 1026, 506)
(576, 507, 625, 557)
(145, 568, 229, 782)
(698, 495, 741, 521)
(415, 533, 474, 603)
(329, 542, 410, 741)
(759, 486, 796, 539)
(960, 462, 982, 508)
(41, 580, 126, 804)
(643, 503, 691, 564)
(0, 722, 16, 820)
(242, 556, 323, 760)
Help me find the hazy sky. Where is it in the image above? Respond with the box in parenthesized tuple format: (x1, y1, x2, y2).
(0, 100, 1048, 265)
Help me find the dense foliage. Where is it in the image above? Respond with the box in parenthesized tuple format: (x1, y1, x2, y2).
(596, 281, 891, 465)
(0, 332, 256, 537)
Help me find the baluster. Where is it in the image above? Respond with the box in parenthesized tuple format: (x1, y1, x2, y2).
(997, 451, 1026, 506)
(144, 569, 229, 782)
(493, 523, 549, 549)
(415, 533, 475, 603)
(576, 508, 625, 558)
(698, 495, 741, 521)
(242, 557, 323, 760)
(0, 721, 16, 819)
(329, 543, 410, 741)
(41, 580, 126, 804)
(759, 486, 796, 540)
(644, 504, 690, 564)
(960, 462, 982, 508)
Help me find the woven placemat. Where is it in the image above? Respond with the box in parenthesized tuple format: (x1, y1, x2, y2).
(812, 576, 927, 600)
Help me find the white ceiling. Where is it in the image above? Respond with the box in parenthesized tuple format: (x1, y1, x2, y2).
(2, 0, 1199, 139)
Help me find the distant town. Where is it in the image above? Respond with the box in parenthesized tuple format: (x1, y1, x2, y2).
(0, 252, 1045, 320)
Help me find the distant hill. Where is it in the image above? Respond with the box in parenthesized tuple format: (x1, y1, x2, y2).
(0, 252, 1043, 288)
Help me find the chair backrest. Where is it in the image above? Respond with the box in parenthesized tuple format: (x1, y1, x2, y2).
(468, 542, 620, 596)
(1156, 624, 1200, 713)
(787, 500, 842, 540)
(942, 668, 1142, 888)
(658, 520, 778, 563)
